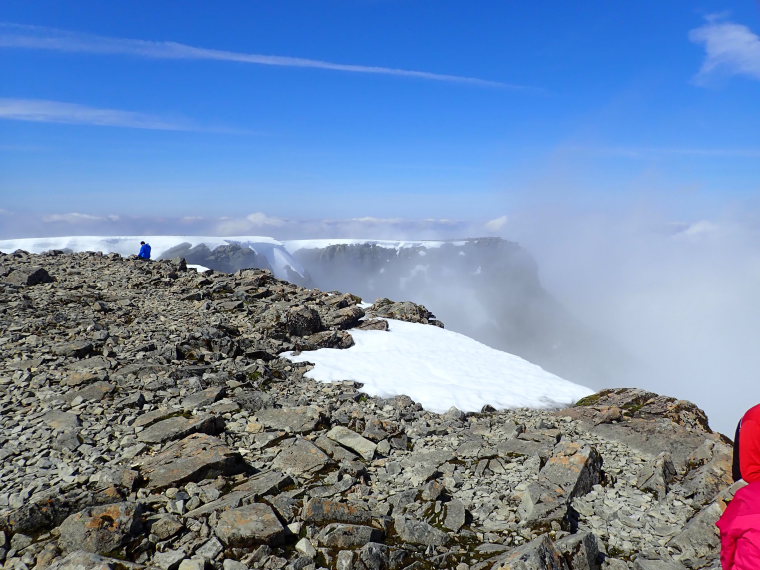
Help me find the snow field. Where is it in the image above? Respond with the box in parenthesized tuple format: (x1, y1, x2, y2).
(283, 319, 594, 413)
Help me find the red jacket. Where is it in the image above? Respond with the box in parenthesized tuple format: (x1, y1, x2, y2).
(718, 483, 760, 569)
(719, 404, 760, 569)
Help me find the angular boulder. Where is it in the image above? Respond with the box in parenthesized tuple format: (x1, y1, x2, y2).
(215, 503, 286, 547)
(5, 266, 54, 286)
(137, 433, 246, 489)
(58, 502, 143, 554)
(326, 426, 377, 461)
(271, 437, 334, 477)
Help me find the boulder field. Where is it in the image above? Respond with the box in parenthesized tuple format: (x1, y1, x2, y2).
(0, 250, 737, 569)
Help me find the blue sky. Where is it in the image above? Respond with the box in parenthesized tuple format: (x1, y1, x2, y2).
(1, 0, 759, 238)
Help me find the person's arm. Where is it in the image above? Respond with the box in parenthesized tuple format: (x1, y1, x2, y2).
(735, 419, 743, 482)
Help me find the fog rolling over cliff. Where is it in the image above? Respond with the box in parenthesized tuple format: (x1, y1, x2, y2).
(284, 238, 627, 388)
(155, 236, 627, 387)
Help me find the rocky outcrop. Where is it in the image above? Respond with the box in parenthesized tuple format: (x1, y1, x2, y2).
(0, 249, 735, 570)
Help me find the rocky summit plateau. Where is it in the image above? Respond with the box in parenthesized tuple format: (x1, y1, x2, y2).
(0, 249, 739, 570)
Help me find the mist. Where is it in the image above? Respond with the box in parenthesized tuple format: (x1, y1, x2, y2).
(504, 207, 760, 436)
(3, 204, 758, 436)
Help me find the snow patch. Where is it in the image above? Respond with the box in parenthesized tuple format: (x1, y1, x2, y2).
(283, 319, 593, 412)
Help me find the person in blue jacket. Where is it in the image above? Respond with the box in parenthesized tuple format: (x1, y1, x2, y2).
(138, 241, 151, 260)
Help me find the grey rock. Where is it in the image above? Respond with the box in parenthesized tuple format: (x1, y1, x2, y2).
(302, 498, 373, 525)
(271, 438, 334, 477)
(66, 381, 116, 403)
(539, 442, 602, 500)
(393, 516, 449, 546)
(317, 523, 384, 548)
(182, 386, 226, 410)
(153, 549, 187, 570)
(137, 433, 246, 489)
(42, 411, 81, 430)
(178, 559, 206, 570)
(195, 537, 224, 560)
(46, 550, 144, 570)
(295, 537, 317, 558)
(136, 414, 224, 444)
(53, 340, 95, 358)
(667, 502, 722, 566)
(356, 542, 392, 569)
(491, 534, 568, 570)
(637, 453, 677, 499)
(284, 305, 324, 337)
(255, 406, 324, 434)
(233, 469, 294, 496)
(633, 560, 688, 570)
(443, 499, 467, 532)
(215, 503, 286, 546)
(368, 298, 443, 327)
(5, 266, 54, 286)
(326, 426, 377, 461)
(555, 532, 601, 570)
(195, 538, 223, 560)
(150, 514, 184, 540)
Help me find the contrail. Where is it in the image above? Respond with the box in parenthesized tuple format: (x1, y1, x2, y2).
(0, 22, 526, 89)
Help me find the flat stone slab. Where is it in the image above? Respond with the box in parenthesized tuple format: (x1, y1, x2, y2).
(233, 469, 293, 496)
(47, 551, 144, 570)
(53, 340, 94, 358)
(65, 355, 111, 371)
(42, 411, 81, 430)
(326, 426, 377, 461)
(393, 516, 449, 546)
(136, 414, 223, 444)
(317, 523, 384, 548)
(134, 408, 182, 429)
(65, 381, 116, 403)
(215, 503, 285, 546)
(491, 534, 565, 569)
(137, 433, 246, 490)
(271, 438, 333, 477)
(58, 502, 143, 555)
(302, 498, 373, 525)
(182, 386, 226, 410)
(254, 406, 323, 434)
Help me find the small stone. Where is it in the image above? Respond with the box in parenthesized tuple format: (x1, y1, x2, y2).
(295, 537, 317, 558)
(195, 538, 224, 560)
(178, 558, 207, 570)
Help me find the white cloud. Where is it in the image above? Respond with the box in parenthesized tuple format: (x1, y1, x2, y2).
(43, 212, 119, 223)
(690, 16, 760, 83)
(246, 212, 285, 227)
(351, 216, 405, 224)
(214, 212, 287, 235)
(0, 98, 193, 130)
(484, 215, 509, 231)
(0, 23, 519, 89)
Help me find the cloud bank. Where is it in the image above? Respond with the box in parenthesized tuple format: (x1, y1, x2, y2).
(0, 210, 477, 241)
(690, 16, 760, 83)
(0, 22, 517, 88)
(506, 208, 760, 437)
